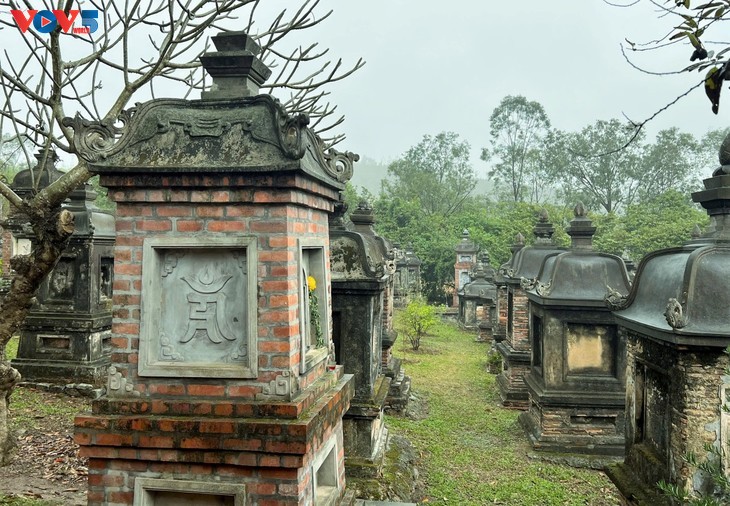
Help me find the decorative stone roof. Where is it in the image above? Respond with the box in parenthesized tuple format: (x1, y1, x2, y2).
(524, 203, 630, 307)
(330, 201, 394, 282)
(500, 210, 566, 286)
(495, 232, 525, 286)
(461, 261, 497, 302)
(63, 32, 357, 190)
(10, 151, 64, 193)
(612, 135, 730, 346)
(455, 229, 478, 253)
(397, 243, 422, 268)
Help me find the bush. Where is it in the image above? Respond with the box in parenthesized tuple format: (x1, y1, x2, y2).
(397, 298, 438, 351)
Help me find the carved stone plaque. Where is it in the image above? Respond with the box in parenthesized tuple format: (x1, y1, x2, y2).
(140, 236, 257, 378)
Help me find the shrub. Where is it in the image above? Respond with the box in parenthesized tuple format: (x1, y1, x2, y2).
(397, 298, 438, 351)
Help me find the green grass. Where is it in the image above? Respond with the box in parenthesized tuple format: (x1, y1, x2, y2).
(0, 497, 62, 506)
(387, 319, 621, 505)
(4, 337, 89, 431)
(5, 336, 18, 361)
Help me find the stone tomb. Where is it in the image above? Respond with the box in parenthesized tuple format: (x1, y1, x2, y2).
(393, 244, 422, 308)
(458, 257, 497, 340)
(453, 229, 478, 306)
(72, 32, 355, 506)
(329, 201, 393, 489)
(518, 204, 631, 467)
(607, 139, 730, 504)
(496, 211, 565, 408)
(7, 152, 115, 386)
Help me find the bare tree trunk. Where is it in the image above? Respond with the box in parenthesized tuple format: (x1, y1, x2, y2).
(0, 207, 74, 465)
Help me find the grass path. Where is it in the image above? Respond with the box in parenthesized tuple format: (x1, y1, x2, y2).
(386, 319, 622, 505)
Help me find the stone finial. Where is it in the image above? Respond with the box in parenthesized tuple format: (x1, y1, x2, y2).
(718, 131, 730, 171)
(462, 229, 470, 239)
(533, 209, 555, 243)
(515, 232, 525, 246)
(10, 150, 64, 195)
(350, 200, 375, 234)
(693, 132, 730, 238)
(200, 31, 272, 99)
(567, 202, 596, 250)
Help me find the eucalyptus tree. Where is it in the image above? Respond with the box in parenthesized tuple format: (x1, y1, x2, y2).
(481, 95, 553, 203)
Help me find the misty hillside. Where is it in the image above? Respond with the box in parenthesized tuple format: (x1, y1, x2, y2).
(351, 155, 492, 198)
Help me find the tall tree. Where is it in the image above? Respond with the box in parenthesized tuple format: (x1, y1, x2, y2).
(481, 95, 552, 203)
(551, 119, 645, 213)
(0, 0, 362, 465)
(637, 127, 701, 199)
(382, 131, 476, 218)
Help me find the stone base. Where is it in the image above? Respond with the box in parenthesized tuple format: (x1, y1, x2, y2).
(383, 359, 410, 413)
(495, 342, 530, 409)
(75, 372, 354, 506)
(519, 379, 625, 467)
(343, 376, 391, 478)
(606, 460, 670, 506)
(11, 356, 110, 386)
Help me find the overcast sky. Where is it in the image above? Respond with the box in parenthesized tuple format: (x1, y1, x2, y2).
(257, 0, 730, 176)
(1, 1, 728, 177)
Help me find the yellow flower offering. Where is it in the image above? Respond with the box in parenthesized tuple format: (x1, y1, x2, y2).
(307, 275, 317, 292)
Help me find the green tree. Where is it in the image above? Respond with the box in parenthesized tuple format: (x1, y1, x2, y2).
(593, 189, 708, 262)
(638, 127, 701, 199)
(697, 127, 730, 173)
(382, 131, 476, 218)
(551, 119, 645, 213)
(397, 298, 438, 351)
(481, 95, 553, 203)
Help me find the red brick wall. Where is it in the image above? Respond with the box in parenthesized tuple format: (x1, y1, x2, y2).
(507, 286, 530, 351)
(103, 172, 339, 399)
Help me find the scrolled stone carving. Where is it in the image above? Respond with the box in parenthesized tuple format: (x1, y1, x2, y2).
(323, 147, 359, 183)
(276, 102, 309, 159)
(535, 280, 552, 297)
(664, 298, 687, 329)
(605, 285, 629, 311)
(62, 108, 135, 162)
(520, 277, 537, 290)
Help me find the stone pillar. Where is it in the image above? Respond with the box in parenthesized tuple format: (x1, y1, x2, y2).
(496, 212, 565, 409)
(518, 203, 631, 468)
(7, 152, 115, 386)
(607, 135, 730, 504)
(453, 229, 477, 306)
(72, 32, 355, 506)
(330, 201, 393, 495)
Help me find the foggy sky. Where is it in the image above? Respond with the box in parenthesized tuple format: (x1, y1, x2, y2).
(262, 0, 730, 177)
(1, 1, 728, 177)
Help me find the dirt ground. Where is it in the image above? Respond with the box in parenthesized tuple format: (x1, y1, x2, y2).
(0, 387, 89, 505)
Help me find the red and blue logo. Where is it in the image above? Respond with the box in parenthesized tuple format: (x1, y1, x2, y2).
(10, 9, 99, 34)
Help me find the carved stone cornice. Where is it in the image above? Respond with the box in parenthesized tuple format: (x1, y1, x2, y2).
(62, 95, 319, 167)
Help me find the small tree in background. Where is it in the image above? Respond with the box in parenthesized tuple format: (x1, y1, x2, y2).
(397, 298, 438, 351)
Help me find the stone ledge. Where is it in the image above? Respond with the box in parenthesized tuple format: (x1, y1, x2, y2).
(75, 374, 354, 458)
